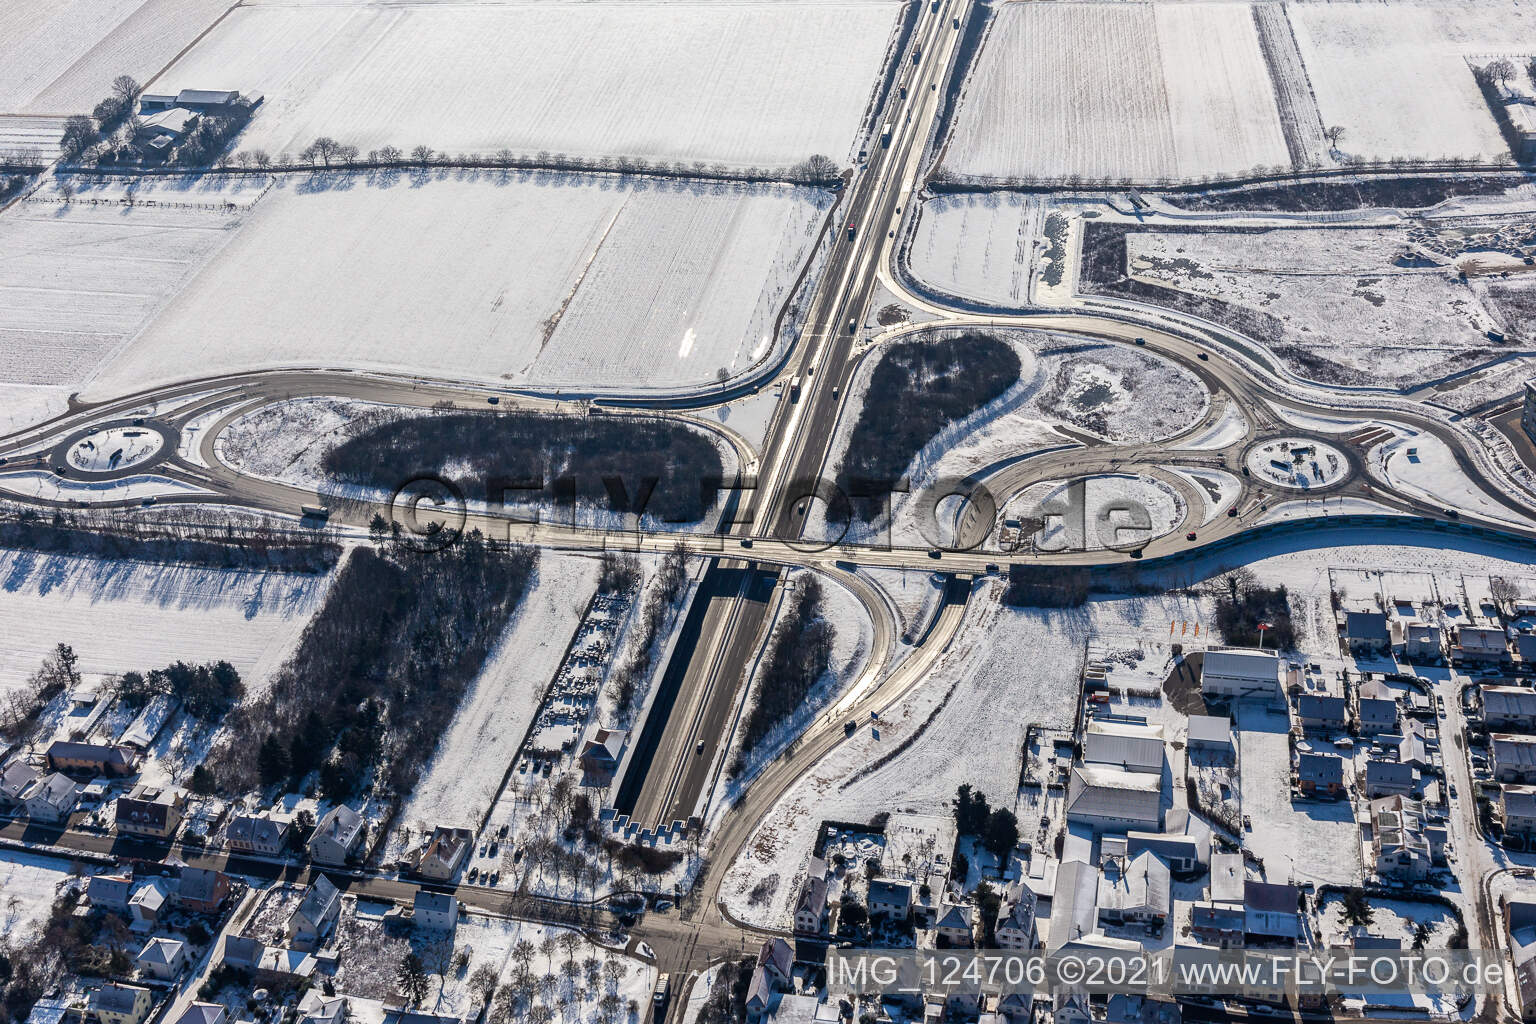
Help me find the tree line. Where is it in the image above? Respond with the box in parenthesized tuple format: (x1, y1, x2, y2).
(836, 333, 1021, 523)
(206, 531, 536, 801)
(731, 576, 835, 773)
(324, 410, 725, 525)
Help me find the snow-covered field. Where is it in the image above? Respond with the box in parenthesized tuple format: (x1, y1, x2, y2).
(943, 2, 1290, 182)
(389, 552, 602, 850)
(1289, 2, 1536, 163)
(719, 579, 1210, 929)
(1127, 226, 1523, 387)
(0, 200, 243, 387)
(0, 547, 337, 703)
(0, 0, 229, 115)
(73, 174, 828, 398)
(907, 193, 1041, 307)
(152, 2, 898, 168)
(0, 851, 75, 941)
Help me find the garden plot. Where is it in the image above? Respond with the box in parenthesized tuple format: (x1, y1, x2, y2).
(0, 201, 244, 387)
(1126, 227, 1511, 387)
(152, 2, 898, 168)
(1289, 2, 1535, 163)
(0, 851, 76, 941)
(718, 580, 1210, 930)
(1316, 893, 1460, 948)
(942, 2, 1289, 182)
(83, 175, 829, 399)
(0, 547, 336, 705)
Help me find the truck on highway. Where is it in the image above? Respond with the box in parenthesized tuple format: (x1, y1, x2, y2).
(881, 122, 893, 147)
(653, 975, 671, 1010)
(789, 376, 803, 401)
(301, 504, 330, 520)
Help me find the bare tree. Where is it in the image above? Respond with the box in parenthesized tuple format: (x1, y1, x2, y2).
(112, 75, 141, 102)
(303, 137, 344, 167)
(1323, 125, 1346, 152)
(1489, 57, 1518, 92)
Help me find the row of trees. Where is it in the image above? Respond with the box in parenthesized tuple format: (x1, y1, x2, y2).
(610, 544, 689, 714)
(1212, 572, 1296, 650)
(732, 576, 836, 771)
(837, 332, 1021, 523)
(218, 140, 841, 185)
(0, 644, 79, 743)
(206, 531, 536, 800)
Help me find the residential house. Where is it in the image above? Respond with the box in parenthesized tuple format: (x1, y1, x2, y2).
(1371, 795, 1436, 880)
(1084, 720, 1164, 775)
(1345, 611, 1391, 655)
(135, 938, 187, 981)
(1456, 625, 1508, 664)
(758, 937, 793, 989)
(1519, 632, 1536, 671)
(1096, 851, 1171, 929)
(933, 902, 974, 947)
(867, 878, 912, 921)
(0, 759, 39, 810)
(1495, 734, 1536, 784)
(1405, 623, 1442, 662)
(86, 984, 151, 1024)
(115, 785, 185, 839)
(88, 873, 135, 914)
(120, 696, 178, 752)
(793, 874, 829, 937)
(288, 876, 341, 951)
(1504, 786, 1536, 837)
(411, 890, 458, 933)
(219, 935, 264, 971)
(1296, 694, 1347, 732)
(1190, 903, 1245, 948)
(254, 946, 317, 988)
(128, 880, 170, 933)
(1127, 831, 1206, 874)
(226, 813, 289, 856)
(578, 729, 626, 776)
(1244, 881, 1300, 944)
(745, 968, 776, 1023)
(23, 772, 81, 823)
(1200, 648, 1283, 703)
(1357, 695, 1399, 734)
(1363, 759, 1416, 799)
(1504, 895, 1536, 1020)
(1484, 686, 1536, 731)
(176, 868, 230, 913)
(172, 1005, 227, 1024)
(1186, 715, 1232, 755)
(412, 827, 471, 882)
(297, 993, 348, 1024)
(309, 805, 365, 866)
(1065, 766, 1161, 833)
(47, 741, 137, 777)
(994, 888, 1037, 950)
(1297, 752, 1345, 799)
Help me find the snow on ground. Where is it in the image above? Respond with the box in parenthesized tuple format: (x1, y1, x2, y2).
(1236, 702, 1362, 887)
(0, 199, 244, 387)
(698, 387, 783, 455)
(942, 2, 1289, 183)
(0, 470, 214, 504)
(907, 193, 1040, 306)
(0, 116, 63, 161)
(1316, 893, 1459, 948)
(0, 385, 71, 437)
(1246, 437, 1349, 491)
(0, 0, 229, 115)
(1170, 467, 1241, 523)
(1003, 474, 1185, 552)
(1374, 429, 1536, 528)
(76, 173, 829, 399)
(859, 566, 946, 645)
(387, 552, 602, 853)
(0, 851, 75, 941)
(720, 566, 874, 803)
(1127, 226, 1520, 388)
(719, 579, 1208, 930)
(0, 546, 337, 704)
(152, 2, 898, 168)
(1181, 398, 1249, 451)
(1289, 2, 1534, 164)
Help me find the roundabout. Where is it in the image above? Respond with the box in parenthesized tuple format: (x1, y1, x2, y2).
(49, 421, 176, 480)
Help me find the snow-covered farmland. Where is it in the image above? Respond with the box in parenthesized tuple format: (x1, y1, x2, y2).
(1125, 226, 1522, 387)
(151, 2, 898, 167)
(389, 552, 602, 849)
(0, 201, 243, 387)
(79, 174, 829, 398)
(943, 2, 1290, 182)
(0, 0, 230, 115)
(907, 193, 1041, 307)
(1289, 2, 1536, 163)
(0, 547, 337, 703)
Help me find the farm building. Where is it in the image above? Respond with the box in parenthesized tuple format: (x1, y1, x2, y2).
(1084, 719, 1164, 774)
(1200, 648, 1283, 703)
(1066, 766, 1162, 832)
